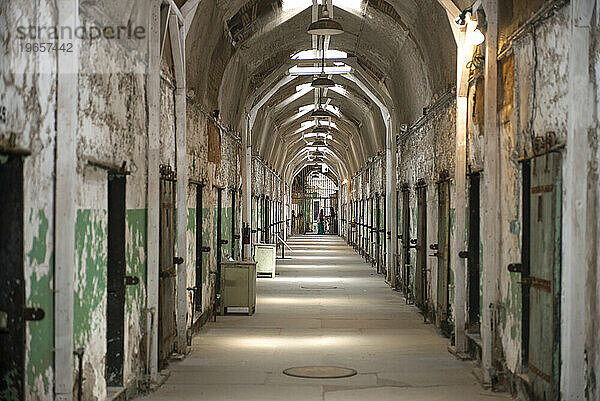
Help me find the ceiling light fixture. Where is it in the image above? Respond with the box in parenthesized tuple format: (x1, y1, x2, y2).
(311, 36, 336, 88)
(311, 107, 333, 119)
(307, 3, 344, 36)
(312, 124, 329, 134)
(311, 86, 334, 119)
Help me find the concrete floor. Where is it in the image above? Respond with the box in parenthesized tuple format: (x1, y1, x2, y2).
(142, 235, 511, 401)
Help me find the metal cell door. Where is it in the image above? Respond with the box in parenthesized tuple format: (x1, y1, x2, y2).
(415, 183, 428, 313)
(401, 188, 411, 298)
(467, 173, 481, 332)
(436, 180, 451, 332)
(527, 153, 561, 400)
(158, 170, 176, 368)
(194, 184, 206, 314)
(375, 195, 381, 272)
(216, 188, 224, 295)
(0, 155, 25, 400)
(106, 173, 126, 385)
(231, 191, 237, 259)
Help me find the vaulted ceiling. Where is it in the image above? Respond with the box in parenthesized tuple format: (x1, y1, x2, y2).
(185, 0, 457, 182)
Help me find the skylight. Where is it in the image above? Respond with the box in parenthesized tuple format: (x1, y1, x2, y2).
(289, 65, 352, 75)
(292, 49, 348, 60)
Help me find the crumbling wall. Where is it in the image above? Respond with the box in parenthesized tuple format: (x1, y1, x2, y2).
(396, 96, 456, 324)
(0, 1, 58, 399)
(72, 3, 152, 397)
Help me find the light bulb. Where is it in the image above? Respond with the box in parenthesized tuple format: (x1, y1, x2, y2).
(469, 28, 485, 46)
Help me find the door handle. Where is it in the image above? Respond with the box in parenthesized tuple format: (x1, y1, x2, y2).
(220, 240, 228, 245)
(125, 276, 140, 286)
(201, 246, 211, 252)
(508, 263, 522, 273)
(24, 307, 45, 321)
(173, 256, 184, 265)
(458, 251, 469, 259)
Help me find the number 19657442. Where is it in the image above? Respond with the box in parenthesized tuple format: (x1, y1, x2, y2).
(19, 42, 73, 53)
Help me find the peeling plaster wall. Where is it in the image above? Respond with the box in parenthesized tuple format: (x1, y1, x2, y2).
(0, 1, 57, 399)
(396, 98, 456, 320)
(74, 5, 151, 396)
(185, 98, 245, 319)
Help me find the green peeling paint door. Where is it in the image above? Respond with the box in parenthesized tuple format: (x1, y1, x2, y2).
(527, 153, 561, 400)
(0, 155, 25, 401)
(436, 180, 451, 333)
(158, 176, 176, 368)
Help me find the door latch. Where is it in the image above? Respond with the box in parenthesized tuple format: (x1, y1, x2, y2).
(508, 263, 522, 273)
(24, 307, 45, 321)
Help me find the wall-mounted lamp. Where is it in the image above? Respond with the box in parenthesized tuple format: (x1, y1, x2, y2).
(455, 7, 485, 46)
(454, 8, 471, 27)
(469, 28, 485, 45)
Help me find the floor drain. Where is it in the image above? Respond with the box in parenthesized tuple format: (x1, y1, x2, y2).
(300, 285, 339, 290)
(283, 366, 357, 379)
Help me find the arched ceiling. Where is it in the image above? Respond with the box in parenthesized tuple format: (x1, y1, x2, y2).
(184, 0, 457, 183)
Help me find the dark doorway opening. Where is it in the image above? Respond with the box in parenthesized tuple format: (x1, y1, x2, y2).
(106, 173, 126, 386)
(467, 172, 481, 333)
(0, 155, 25, 400)
(158, 168, 176, 368)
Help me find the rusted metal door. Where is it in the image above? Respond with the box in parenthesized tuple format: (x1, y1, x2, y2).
(375, 194, 381, 273)
(158, 169, 176, 368)
(231, 190, 237, 260)
(194, 184, 206, 314)
(0, 155, 25, 400)
(106, 173, 126, 385)
(436, 179, 451, 333)
(526, 153, 562, 400)
(216, 188, 224, 295)
(401, 187, 411, 299)
(467, 173, 481, 332)
(415, 183, 428, 314)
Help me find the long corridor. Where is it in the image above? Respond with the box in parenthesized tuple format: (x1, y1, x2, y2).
(142, 236, 509, 401)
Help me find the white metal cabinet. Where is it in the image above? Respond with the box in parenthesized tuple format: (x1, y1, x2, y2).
(254, 243, 276, 277)
(220, 261, 257, 315)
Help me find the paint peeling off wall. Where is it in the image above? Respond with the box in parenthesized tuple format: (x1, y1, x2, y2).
(0, 0, 58, 398)
(74, 209, 108, 401)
